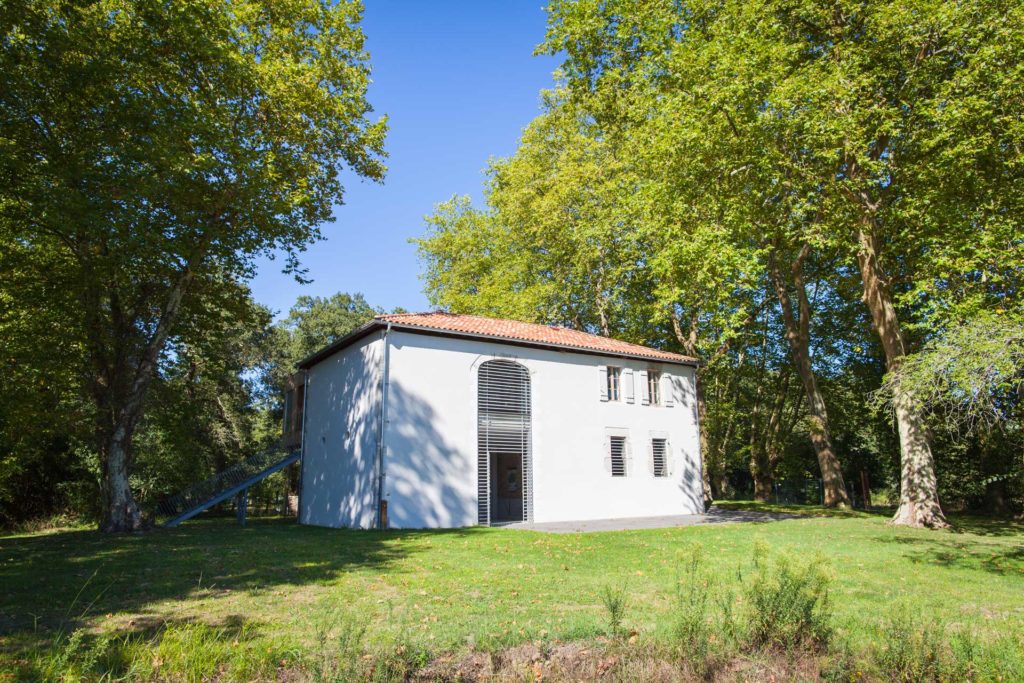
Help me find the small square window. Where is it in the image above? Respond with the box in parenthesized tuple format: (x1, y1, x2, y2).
(648, 371, 661, 406)
(607, 366, 622, 402)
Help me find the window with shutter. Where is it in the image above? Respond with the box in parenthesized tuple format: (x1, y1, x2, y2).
(623, 368, 635, 403)
(609, 435, 627, 477)
(648, 370, 661, 406)
(599, 366, 609, 401)
(607, 366, 622, 401)
(662, 373, 674, 407)
(651, 438, 668, 477)
(639, 370, 650, 405)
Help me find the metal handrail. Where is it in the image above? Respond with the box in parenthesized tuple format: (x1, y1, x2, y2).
(156, 447, 299, 525)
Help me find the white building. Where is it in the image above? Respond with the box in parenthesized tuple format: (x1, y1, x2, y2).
(295, 312, 703, 529)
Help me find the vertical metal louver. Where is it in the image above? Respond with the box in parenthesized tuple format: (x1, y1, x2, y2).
(651, 438, 668, 477)
(477, 359, 532, 525)
(610, 436, 627, 477)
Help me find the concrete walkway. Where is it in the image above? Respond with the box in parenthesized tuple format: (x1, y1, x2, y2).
(502, 507, 797, 533)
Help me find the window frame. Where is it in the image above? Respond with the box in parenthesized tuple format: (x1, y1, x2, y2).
(606, 366, 622, 402)
(647, 370, 662, 406)
(609, 435, 627, 477)
(651, 437, 668, 478)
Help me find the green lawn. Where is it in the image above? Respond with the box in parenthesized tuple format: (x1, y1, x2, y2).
(2, 507, 1022, 679)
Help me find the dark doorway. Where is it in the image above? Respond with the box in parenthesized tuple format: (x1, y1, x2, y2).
(490, 452, 523, 522)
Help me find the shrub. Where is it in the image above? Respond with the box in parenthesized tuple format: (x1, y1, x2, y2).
(310, 609, 370, 682)
(873, 606, 946, 682)
(743, 540, 834, 651)
(672, 544, 716, 669)
(600, 583, 629, 638)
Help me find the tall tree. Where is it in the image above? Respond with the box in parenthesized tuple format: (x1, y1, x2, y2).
(543, 0, 1023, 527)
(768, 244, 851, 507)
(262, 292, 381, 401)
(0, 0, 387, 530)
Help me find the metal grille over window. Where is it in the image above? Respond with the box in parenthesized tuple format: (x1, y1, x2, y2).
(610, 436, 627, 477)
(477, 360, 532, 526)
(651, 438, 668, 477)
(607, 366, 621, 401)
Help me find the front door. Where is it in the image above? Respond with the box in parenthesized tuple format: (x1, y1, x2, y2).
(490, 452, 523, 522)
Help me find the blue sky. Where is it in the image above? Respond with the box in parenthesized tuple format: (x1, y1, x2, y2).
(249, 1, 559, 318)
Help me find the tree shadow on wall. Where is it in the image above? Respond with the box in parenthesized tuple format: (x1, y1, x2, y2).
(383, 381, 481, 528)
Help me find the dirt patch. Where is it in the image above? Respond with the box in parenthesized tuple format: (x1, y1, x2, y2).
(403, 640, 831, 682)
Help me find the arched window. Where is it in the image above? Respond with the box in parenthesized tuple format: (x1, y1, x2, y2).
(477, 360, 532, 525)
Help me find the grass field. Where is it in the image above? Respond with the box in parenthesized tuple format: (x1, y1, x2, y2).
(2, 504, 1023, 680)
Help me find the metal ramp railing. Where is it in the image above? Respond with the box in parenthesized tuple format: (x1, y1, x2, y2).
(156, 447, 300, 527)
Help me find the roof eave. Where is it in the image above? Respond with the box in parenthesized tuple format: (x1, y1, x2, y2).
(295, 319, 384, 369)
(297, 319, 699, 371)
(388, 322, 699, 366)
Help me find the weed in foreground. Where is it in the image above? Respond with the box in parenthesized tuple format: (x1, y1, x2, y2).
(743, 539, 833, 652)
(600, 583, 629, 638)
(672, 543, 717, 674)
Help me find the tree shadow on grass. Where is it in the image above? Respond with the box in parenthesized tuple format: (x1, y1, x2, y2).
(876, 533, 1024, 576)
(947, 514, 1024, 538)
(715, 500, 894, 519)
(8, 612, 288, 682)
(0, 518, 489, 637)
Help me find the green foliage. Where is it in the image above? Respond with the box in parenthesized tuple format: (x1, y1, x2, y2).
(5, 516, 1024, 680)
(262, 292, 381, 402)
(868, 605, 1023, 683)
(0, 0, 387, 528)
(310, 602, 370, 682)
(744, 540, 833, 651)
(876, 309, 1024, 512)
(417, 0, 1024, 513)
(671, 544, 715, 672)
(882, 310, 1024, 435)
(35, 622, 290, 683)
(599, 583, 629, 638)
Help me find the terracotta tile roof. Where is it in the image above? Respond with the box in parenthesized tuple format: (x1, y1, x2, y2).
(375, 312, 697, 365)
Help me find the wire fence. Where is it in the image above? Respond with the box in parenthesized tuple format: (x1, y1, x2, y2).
(727, 474, 874, 508)
(155, 447, 298, 521)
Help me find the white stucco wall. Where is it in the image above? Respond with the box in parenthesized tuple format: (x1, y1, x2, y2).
(381, 331, 703, 528)
(299, 334, 382, 528)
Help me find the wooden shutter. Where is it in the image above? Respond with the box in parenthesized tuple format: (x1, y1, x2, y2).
(599, 366, 609, 401)
(662, 374, 675, 407)
(623, 368, 635, 404)
(639, 370, 650, 405)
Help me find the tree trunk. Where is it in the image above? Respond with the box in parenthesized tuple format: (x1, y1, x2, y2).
(856, 228, 948, 528)
(753, 468, 773, 502)
(984, 479, 1009, 517)
(100, 417, 145, 532)
(92, 264, 197, 532)
(768, 246, 850, 508)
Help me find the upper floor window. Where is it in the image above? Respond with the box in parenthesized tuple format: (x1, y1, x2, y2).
(607, 366, 622, 402)
(647, 370, 662, 406)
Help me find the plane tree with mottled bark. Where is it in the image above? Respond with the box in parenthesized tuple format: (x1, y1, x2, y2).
(543, 0, 1023, 527)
